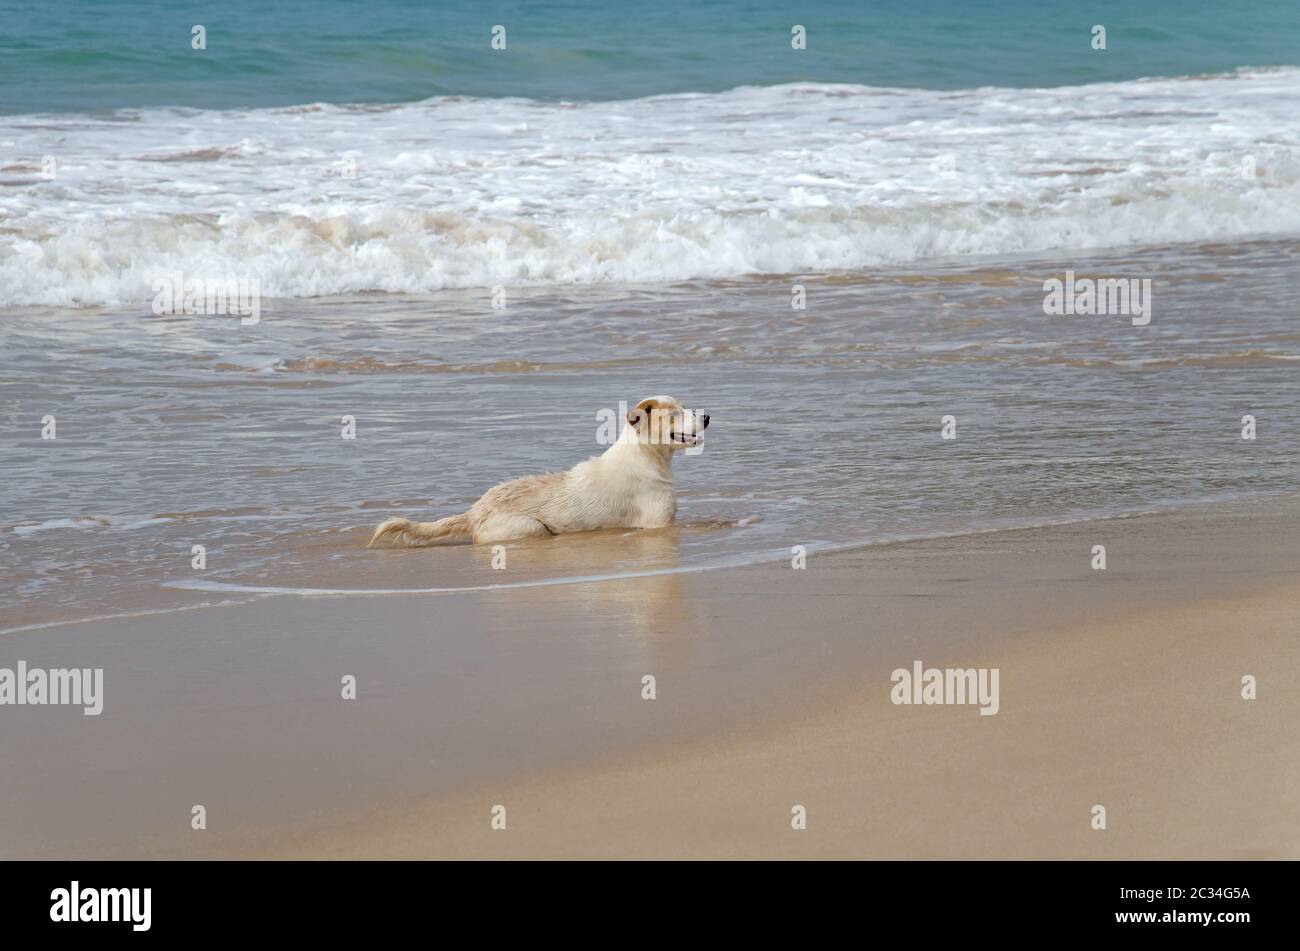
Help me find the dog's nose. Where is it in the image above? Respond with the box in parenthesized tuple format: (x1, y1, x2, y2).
(701, 414, 710, 428)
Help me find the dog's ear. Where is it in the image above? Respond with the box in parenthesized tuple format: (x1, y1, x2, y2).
(626, 397, 660, 427)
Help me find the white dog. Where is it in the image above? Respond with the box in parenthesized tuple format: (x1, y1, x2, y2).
(368, 395, 710, 546)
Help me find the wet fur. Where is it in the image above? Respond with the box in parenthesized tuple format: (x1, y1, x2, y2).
(369, 395, 708, 547)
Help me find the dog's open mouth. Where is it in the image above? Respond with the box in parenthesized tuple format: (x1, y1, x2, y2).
(669, 432, 703, 446)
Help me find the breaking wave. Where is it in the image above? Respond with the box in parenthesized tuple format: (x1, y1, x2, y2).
(3, 68, 1299, 307)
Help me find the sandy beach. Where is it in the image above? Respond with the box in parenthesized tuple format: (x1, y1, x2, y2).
(8, 6, 1300, 929)
(3, 495, 1295, 859)
(270, 579, 1300, 860)
(6, 56, 1298, 882)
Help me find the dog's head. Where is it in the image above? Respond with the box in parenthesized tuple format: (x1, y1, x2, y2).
(625, 395, 710, 450)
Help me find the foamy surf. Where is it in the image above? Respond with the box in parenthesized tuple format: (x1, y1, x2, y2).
(3, 69, 1299, 307)
(11, 515, 113, 535)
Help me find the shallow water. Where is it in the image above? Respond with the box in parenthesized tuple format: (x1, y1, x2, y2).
(3, 238, 1297, 630)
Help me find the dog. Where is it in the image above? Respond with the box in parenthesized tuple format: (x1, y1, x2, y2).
(368, 395, 710, 547)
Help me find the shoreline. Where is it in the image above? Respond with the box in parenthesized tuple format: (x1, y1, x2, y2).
(3, 494, 1296, 858)
(4, 487, 1294, 635)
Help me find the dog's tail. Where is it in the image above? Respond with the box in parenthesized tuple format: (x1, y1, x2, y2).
(367, 513, 472, 548)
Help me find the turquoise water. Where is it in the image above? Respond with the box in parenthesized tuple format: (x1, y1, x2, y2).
(3, 0, 1298, 113)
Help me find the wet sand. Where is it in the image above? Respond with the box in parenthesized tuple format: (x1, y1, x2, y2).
(257, 581, 1300, 860)
(2, 495, 1297, 858)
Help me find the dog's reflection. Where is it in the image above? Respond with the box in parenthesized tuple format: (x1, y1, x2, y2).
(472, 525, 699, 661)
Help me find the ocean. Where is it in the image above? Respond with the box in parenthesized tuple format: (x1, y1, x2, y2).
(2, 1, 1299, 630)
(6, 0, 1300, 112)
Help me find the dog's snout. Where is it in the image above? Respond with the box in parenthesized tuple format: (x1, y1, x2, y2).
(701, 413, 710, 428)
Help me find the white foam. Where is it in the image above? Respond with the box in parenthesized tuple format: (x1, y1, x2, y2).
(165, 546, 803, 597)
(3, 69, 1300, 307)
(0, 599, 256, 637)
(12, 515, 112, 535)
(161, 497, 1239, 599)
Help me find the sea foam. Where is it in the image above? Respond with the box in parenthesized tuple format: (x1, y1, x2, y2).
(2, 69, 1299, 307)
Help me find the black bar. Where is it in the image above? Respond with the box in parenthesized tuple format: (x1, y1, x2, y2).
(2, 860, 1282, 938)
